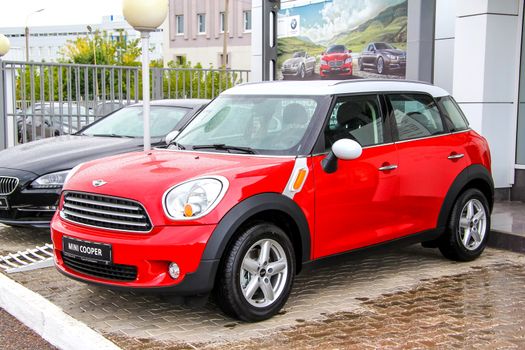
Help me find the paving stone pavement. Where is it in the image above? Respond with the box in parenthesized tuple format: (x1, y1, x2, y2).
(4, 240, 524, 349)
(0, 224, 51, 256)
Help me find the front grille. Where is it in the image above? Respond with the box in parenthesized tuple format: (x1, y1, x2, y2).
(329, 60, 344, 67)
(61, 191, 152, 232)
(0, 177, 19, 195)
(62, 253, 137, 281)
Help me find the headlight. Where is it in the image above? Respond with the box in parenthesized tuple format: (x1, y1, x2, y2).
(31, 170, 70, 189)
(387, 54, 398, 60)
(320, 60, 327, 65)
(345, 57, 352, 64)
(163, 176, 229, 220)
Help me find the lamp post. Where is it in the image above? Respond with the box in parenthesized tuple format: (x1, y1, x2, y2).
(123, 0, 168, 152)
(87, 25, 98, 102)
(25, 8, 45, 62)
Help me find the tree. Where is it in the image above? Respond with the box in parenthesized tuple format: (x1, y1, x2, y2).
(59, 30, 141, 66)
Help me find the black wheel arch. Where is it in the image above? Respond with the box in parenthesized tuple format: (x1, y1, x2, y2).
(201, 193, 311, 271)
(437, 164, 494, 230)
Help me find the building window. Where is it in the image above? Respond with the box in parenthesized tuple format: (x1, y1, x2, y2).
(218, 53, 231, 68)
(176, 15, 184, 35)
(243, 10, 252, 32)
(175, 55, 185, 65)
(220, 12, 226, 33)
(197, 13, 206, 34)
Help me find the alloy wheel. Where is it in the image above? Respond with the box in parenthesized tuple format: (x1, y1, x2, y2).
(239, 238, 289, 308)
(458, 199, 487, 251)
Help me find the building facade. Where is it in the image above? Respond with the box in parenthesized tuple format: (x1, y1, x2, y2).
(432, 0, 524, 200)
(164, 0, 252, 70)
(0, 16, 164, 62)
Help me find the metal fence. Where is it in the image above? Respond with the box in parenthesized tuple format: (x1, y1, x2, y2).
(0, 60, 250, 147)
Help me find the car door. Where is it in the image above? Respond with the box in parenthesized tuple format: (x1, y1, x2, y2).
(386, 93, 467, 236)
(312, 94, 400, 259)
(362, 44, 374, 65)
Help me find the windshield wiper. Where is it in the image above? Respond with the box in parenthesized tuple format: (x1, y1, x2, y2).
(91, 134, 134, 138)
(192, 144, 256, 154)
(167, 140, 186, 150)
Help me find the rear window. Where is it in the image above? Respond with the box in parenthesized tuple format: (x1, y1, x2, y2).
(437, 96, 469, 131)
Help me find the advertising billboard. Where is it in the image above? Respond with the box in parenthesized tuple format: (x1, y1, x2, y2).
(277, 0, 407, 80)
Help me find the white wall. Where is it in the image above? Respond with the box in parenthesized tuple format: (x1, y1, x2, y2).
(451, 0, 522, 188)
(433, 0, 456, 94)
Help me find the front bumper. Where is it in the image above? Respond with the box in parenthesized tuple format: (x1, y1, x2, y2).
(0, 169, 60, 227)
(51, 215, 219, 295)
(282, 67, 300, 76)
(320, 64, 352, 77)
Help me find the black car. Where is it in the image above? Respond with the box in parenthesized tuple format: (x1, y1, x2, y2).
(0, 99, 209, 228)
(358, 42, 406, 75)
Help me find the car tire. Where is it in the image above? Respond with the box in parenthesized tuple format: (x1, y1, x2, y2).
(438, 188, 490, 262)
(215, 222, 295, 322)
(376, 57, 385, 74)
(358, 59, 363, 71)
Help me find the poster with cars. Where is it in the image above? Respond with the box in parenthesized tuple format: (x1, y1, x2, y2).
(277, 0, 407, 80)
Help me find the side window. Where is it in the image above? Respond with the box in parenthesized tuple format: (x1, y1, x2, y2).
(436, 96, 469, 131)
(388, 94, 445, 141)
(324, 95, 384, 149)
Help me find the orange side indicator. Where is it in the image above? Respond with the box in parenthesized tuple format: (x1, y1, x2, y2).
(292, 169, 307, 191)
(183, 203, 194, 217)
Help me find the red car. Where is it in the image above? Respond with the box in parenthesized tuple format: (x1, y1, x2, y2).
(52, 80, 494, 322)
(320, 45, 353, 79)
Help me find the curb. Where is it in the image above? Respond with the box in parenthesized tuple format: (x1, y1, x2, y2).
(0, 272, 121, 350)
(488, 230, 525, 254)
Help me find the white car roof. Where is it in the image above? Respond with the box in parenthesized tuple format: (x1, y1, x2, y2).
(222, 80, 450, 98)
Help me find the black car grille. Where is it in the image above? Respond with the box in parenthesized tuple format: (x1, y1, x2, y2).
(0, 177, 19, 195)
(62, 253, 137, 281)
(61, 191, 152, 232)
(329, 60, 344, 67)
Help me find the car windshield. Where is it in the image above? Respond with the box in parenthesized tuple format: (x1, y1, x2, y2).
(82, 106, 190, 138)
(293, 52, 306, 58)
(374, 43, 394, 50)
(175, 95, 320, 155)
(326, 45, 346, 54)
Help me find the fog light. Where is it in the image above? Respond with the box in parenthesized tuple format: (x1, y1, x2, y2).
(168, 262, 180, 279)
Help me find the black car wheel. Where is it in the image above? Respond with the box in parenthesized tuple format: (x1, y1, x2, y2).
(376, 57, 385, 74)
(438, 188, 490, 262)
(358, 58, 363, 71)
(215, 222, 295, 322)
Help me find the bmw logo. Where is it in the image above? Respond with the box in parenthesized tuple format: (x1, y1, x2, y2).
(291, 18, 297, 30)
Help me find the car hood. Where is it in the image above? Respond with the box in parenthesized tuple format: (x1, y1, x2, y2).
(283, 57, 303, 65)
(0, 135, 158, 176)
(323, 53, 349, 61)
(63, 150, 297, 225)
(381, 49, 405, 56)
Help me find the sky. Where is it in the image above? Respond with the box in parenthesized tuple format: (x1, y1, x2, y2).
(280, 0, 405, 44)
(0, 0, 123, 28)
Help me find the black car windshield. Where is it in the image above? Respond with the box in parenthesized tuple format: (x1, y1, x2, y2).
(326, 45, 346, 54)
(374, 43, 394, 50)
(293, 52, 306, 58)
(175, 95, 321, 155)
(82, 106, 190, 138)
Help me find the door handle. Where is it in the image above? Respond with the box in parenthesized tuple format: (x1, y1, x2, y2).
(448, 153, 464, 160)
(378, 164, 398, 171)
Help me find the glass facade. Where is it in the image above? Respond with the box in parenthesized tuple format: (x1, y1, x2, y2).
(517, 11, 525, 165)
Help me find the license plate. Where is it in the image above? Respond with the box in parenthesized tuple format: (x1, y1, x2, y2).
(0, 197, 8, 209)
(63, 236, 112, 264)
(331, 68, 341, 71)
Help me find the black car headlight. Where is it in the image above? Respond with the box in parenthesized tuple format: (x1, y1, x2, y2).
(31, 170, 70, 189)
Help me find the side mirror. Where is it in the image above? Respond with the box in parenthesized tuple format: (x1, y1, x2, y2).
(165, 130, 180, 146)
(322, 139, 362, 174)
